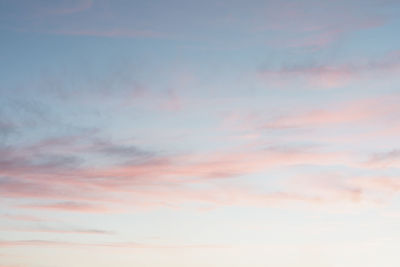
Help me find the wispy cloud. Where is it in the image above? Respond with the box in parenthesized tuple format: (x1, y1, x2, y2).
(2, 92, 399, 212)
(248, 0, 390, 48)
(285, 172, 400, 205)
(0, 135, 353, 211)
(18, 201, 111, 213)
(223, 94, 400, 134)
(259, 50, 400, 88)
(2, 0, 392, 44)
(0, 214, 44, 222)
(365, 149, 400, 168)
(0, 239, 229, 249)
(36, 0, 93, 15)
(1, 226, 114, 235)
(0, 119, 16, 137)
(0, 0, 171, 39)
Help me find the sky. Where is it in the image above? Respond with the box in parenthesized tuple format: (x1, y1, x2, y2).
(1, 0, 400, 266)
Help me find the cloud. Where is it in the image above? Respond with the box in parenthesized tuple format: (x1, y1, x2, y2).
(0, 177, 67, 199)
(0, 151, 82, 176)
(349, 176, 400, 194)
(247, 0, 390, 49)
(160, 88, 183, 111)
(90, 139, 154, 159)
(2, 226, 114, 235)
(262, 99, 378, 129)
(0, 240, 69, 247)
(224, 94, 400, 134)
(0, 0, 93, 18)
(286, 173, 400, 205)
(19, 201, 110, 213)
(0, 107, 397, 213)
(0, 137, 351, 211)
(259, 50, 400, 88)
(365, 149, 400, 168)
(260, 65, 354, 88)
(37, 0, 93, 15)
(0, 239, 229, 249)
(0, 119, 16, 137)
(2, 0, 392, 44)
(0, 133, 156, 178)
(286, 174, 364, 203)
(1, 0, 170, 39)
(0, 214, 44, 222)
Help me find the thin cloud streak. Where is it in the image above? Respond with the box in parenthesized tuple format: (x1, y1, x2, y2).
(0, 240, 230, 249)
(259, 50, 400, 88)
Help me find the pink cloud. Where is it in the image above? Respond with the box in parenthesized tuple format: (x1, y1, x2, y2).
(250, 0, 388, 49)
(18, 202, 111, 213)
(259, 50, 400, 88)
(220, 95, 400, 138)
(218, 95, 400, 155)
(262, 95, 400, 129)
(286, 174, 364, 203)
(349, 176, 400, 194)
(259, 65, 354, 89)
(364, 149, 400, 168)
(285, 173, 400, 205)
(2, 126, 398, 213)
(1, 143, 351, 212)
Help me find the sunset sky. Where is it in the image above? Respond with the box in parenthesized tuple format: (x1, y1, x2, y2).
(1, 0, 400, 266)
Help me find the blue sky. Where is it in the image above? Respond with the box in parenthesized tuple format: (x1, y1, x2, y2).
(1, 1, 400, 266)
